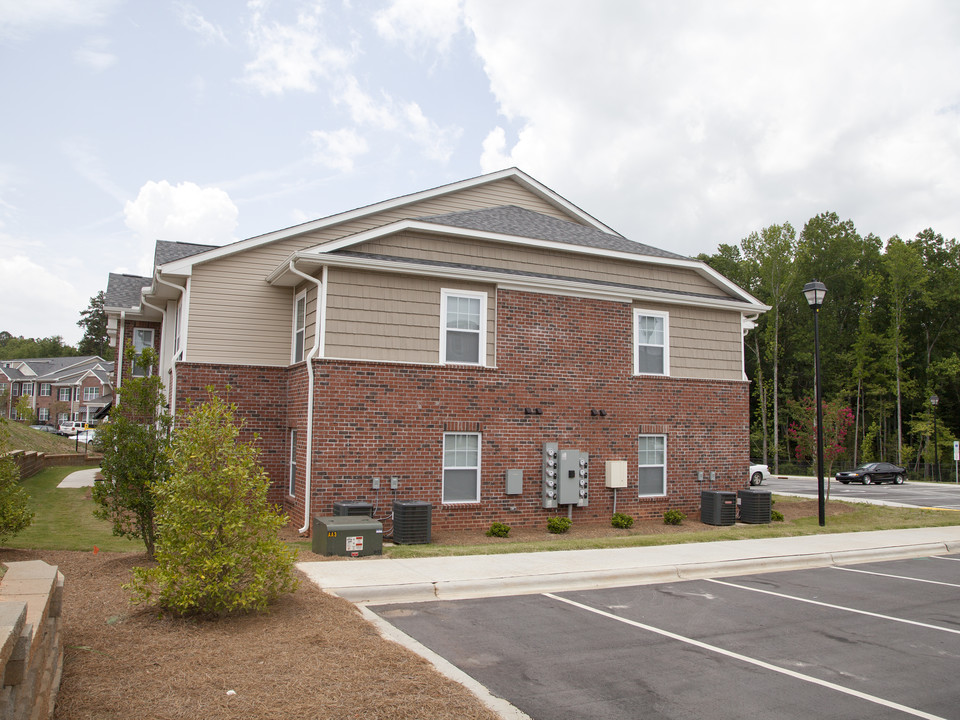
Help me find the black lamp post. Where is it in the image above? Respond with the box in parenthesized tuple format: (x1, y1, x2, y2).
(803, 280, 827, 527)
(931, 394, 940, 482)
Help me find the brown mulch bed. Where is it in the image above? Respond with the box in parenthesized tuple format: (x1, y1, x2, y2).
(3, 498, 848, 719)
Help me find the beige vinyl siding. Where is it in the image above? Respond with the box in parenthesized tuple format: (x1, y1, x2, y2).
(353, 232, 729, 299)
(292, 281, 318, 360)
(633, 301, 743, 380)
(325, 268, 496, 365)
(185, 178, 559, 365)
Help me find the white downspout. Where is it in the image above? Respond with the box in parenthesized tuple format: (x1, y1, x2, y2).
(155, 274, 185, 416)
(116, 311, 126, 399)
(287, 259, 324, 534)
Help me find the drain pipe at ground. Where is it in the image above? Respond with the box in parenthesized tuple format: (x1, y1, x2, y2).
(286, 259, 323, 535)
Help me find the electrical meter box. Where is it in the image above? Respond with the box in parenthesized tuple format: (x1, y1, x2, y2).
(542, 442, 559, 508)
(559, 448, 589, 507)
(312, 515, 383, 557)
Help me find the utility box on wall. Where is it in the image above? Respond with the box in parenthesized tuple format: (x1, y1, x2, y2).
(605, 460, 628, 488)
(559, 449, 589, 506)
(312, 516, 383, 557)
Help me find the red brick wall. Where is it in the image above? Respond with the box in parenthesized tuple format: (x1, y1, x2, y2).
(115, 321, 162, 388)
(177, 290, 750, 535)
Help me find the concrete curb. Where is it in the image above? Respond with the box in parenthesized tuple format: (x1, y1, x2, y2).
(321, 539, 960, 605)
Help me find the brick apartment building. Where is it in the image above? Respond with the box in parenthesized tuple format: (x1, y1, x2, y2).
(0, 356, 113, 426)
(103, 168, 768, 535)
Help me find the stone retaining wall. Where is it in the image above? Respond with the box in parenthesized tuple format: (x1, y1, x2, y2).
(0, 561, 64, 720)
(5, 451, 100, 480)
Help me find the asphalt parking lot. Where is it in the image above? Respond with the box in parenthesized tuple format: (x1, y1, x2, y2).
(763, 475, 960, 510)
(371, 554, 960, 719)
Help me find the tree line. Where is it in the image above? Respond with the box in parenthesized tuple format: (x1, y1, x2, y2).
(698, 213, 959, 477)
(0, 291, 112, 361)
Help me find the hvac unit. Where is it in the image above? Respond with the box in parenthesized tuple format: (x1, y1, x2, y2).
(333, 501, 374, 517)
(392, 500, 432, 544)
(738, 489, 772, 524)
(700, 490, 736, 526)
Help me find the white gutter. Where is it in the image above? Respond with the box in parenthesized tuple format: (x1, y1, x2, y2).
(154, 273, 186, 415)
(286, 259, 324, 534)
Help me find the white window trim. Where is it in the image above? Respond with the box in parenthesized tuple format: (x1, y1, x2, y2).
(40, 383, 51, 397)
(58, 387, 71, 402)
(638, 434, 668, 497)
(439, 289, 487, 366)
(83, 387, 100, 401)
(292, 290, 307, 364)
(633, 308, 670, 376)
(131, 328, 155, 377)
(442, 432, 481, 504)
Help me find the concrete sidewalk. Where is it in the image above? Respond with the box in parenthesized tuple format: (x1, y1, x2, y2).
(56, 468, 99, 488)
(297, 525, 960, 605)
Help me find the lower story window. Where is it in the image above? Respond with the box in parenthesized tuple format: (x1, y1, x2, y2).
(442, 432, 480, 503)
(38, 408, 50, 422)
(638, 434, 667, 497)
(288, 429, 297, 497)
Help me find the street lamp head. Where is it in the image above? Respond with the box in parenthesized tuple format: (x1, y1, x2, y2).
(931, 394, 939, 407)
(803, 280, 827, 310)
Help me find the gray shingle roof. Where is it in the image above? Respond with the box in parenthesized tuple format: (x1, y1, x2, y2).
(416, 205, 688, 261)
(105, 273, 152, 309)
(154, 240, 217, 266)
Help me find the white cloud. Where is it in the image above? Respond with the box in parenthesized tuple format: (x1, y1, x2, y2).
(0, 0, 119, 39)
(0, 255, 85, 342)
(75, 36, 116, 71)
(309, 128, 368, 171)
(124, 181, 238, 273)
(176, 1, 228, 45)
(373, 0, 463, 55)
(242, 2, 354, 95)
(465, 0, 960, 253)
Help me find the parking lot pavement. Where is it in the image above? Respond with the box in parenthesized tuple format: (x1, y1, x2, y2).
(371, 555, 960, 719)
(763, 474, 960, 510)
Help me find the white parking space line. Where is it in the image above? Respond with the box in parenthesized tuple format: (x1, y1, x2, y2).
(834, 566, 960, 588)
(932, 556, 960, 563)
(705, 579, 960, 636)
(544, 592, 948, 720)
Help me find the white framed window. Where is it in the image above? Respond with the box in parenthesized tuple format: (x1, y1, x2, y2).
(288, 429, 298, 497)
(131, 328, 154, 377)
(57, 412, 69, 425)
(440, 289, 486, 366)
(292, 291, 307, 363)
(83, 387, 100, 401)
(633, 309, 669, 376)
(638, 434, 667, 497)
(40, 383, 51, 396)
(442, 432, 481, 503)
(58, 387, 71, 402)
(38, 407, 50, 422)
(21, 383, 33, 397)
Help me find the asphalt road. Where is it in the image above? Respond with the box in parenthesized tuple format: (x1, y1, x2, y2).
(761, 474, 960, 511)
(373, 555, 960, 719)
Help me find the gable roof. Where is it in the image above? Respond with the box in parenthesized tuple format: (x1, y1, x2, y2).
(105, 273, 152, 310)
(154, 240, 217, 266)
(417, 205, 687, 260)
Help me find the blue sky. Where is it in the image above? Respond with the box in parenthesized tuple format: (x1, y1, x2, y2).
(2, 0, 959, 344)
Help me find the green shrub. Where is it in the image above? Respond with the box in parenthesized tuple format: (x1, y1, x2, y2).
(127, 392, 298, 615)
(547, 516, 572, 534)
(771, 509, 785, 522)
(663, 509, 686, 525)
(0, 421, 33, 542)
(486, 522, 511, 538)
(611, 512, 634, 529)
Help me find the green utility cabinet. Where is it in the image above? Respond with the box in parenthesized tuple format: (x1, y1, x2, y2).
(312, 516, 383, 557)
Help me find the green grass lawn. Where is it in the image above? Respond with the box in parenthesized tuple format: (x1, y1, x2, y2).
(4, 466, 143, 553)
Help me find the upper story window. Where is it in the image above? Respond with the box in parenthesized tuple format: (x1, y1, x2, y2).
(440, 289, 486, 366)
(83, 387, 100, 401)
(40, 383, 51, 396)
(634, 309, 669, 376)
(131, 328, 154, 377)
(292, 291, 307, 363)
(58, 387, 71, 402)
(20, 383, 34, 397)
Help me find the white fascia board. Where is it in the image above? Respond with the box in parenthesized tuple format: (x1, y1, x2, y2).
(293, 220, 769, 311)
(290, 252, 766, 314)
(160, 168, 615, 276)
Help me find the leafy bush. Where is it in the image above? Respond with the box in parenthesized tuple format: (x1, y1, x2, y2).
(771, 509, 785, 522)
(0, 420, 33, 542)
(663, 509, 686, 525)
(611, 512, 634, 529)
(547, 516, 572, 534)
(127, 392, 298, 615)
(486, 521, 511, 537)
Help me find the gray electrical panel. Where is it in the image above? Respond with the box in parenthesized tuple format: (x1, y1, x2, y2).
(558, 448, 589, 507)
(506, 468, 523, 495)
(542, 443, 559, 508)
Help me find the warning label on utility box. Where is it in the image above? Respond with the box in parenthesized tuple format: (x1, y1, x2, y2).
(346, 536, 364, 552)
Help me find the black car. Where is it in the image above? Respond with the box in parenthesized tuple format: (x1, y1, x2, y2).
(835, 462, 906, 485)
